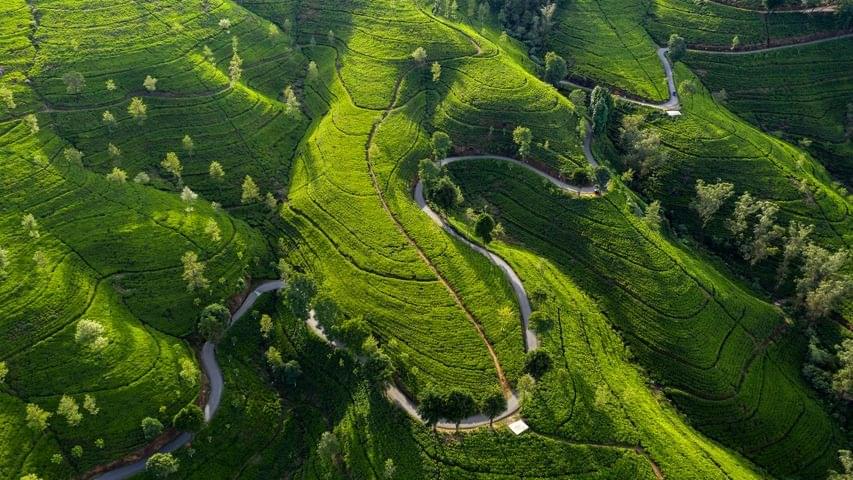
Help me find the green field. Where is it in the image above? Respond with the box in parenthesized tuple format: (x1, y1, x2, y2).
(647, 0, 850, 48)
(0, 0, 850, 479)
(684, 38, 853, 184)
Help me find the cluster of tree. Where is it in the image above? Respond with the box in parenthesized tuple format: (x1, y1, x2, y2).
(802, 330, 852, 402)
(618, 114, 667, 181)
(419, 132, 464, 211)
(310, 289, 396, 384)
(496, 0, 558, 52)
(433, 0, 491, 28)
(690, 180, 851, 320)
(418, 386, 506, 430)
(24, 394, 100, 450)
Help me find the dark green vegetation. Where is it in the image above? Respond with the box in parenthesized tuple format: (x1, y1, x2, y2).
(647, 0, 850, 48)
(0, 0, 850, 479)
(684, 38, 853, 184)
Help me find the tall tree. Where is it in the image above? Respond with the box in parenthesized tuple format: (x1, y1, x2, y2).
(512, 126, 533, 159)
(543, 51, 567, 85)
(0, 86, 15, 109)
(198, 303, 230, 341)
(63, 71, 86, 94)
(161, 152, 183, 186)
(283, 273, 317, 319)
(777, 221, 813, 286)
(796, 244, 850, 319)
(24, 114, 39, 134)
(590, 86, 613, 135)
(667, 34, 686, 61)
(143, 75, 158, 92)
(431, 62, 442, 82)
(146, 453, 179, 478)
(475, 213, 496, 243)
(106, 167, 128, 183)
(75, 319, 108, 350)
(832, 339, 853, 399)
(691, 179, 734, 227)
(181, 251, 209, 292)
(431, 131, 452, 159)
(56, 395, 82, 427)
(417, 389, 444, 431)
(229, 51, 243, 86)
(443, 390, 477, 431)
(0, 247, 9, 280)
(21, 213, 40, 239)
(283, 85, 301, 116)
(411, 47, 428, 66)
(128, 97, 148, 125)
(172, 405, 205, 432)
(26, 404, 51, 432)
(482, 390, 507, 427)
(102, 110, 117, 131)
(317, 431, 342, 469)
(180, 186, 198, 213)
(241, 175, 260, 204)
(209, 161, 225, 181)
(644, 200, 663, 231)
(182, 135, 194, 158)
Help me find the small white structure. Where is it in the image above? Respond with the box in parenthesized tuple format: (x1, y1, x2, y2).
(508, 419, 529, 435)
(665, 110, 682, 117)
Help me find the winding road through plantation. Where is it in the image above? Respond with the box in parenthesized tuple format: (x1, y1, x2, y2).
(93, 281, 283, 480)
(93, 30, 691, 480)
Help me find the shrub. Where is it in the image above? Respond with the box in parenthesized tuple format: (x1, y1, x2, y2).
(198, 303, 230, 341)
(141, 417, 164, 440)
(523, 350, 552, 379)
(146, 453, 179, 478)
(173, 405, 205, 432)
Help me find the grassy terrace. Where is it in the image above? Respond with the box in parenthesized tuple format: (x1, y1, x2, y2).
(278, 0, 524, 400)
(0, 0, 849, 478)
(548, 0, 670, 102)
(638, 65, 851, 259)
(273, 0, 596, 400)
(647, 0, 850, 48)
(684, 38, 853, 184)
(0, 0, 286, 476)
(446, 159, 842, 479)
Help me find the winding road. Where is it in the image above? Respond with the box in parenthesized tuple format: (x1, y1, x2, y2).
(560, 47, 680, 112)
(93, 281, 284, 480)
(92, 26, 687, 479)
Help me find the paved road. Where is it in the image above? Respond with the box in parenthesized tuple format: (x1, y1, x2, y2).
(560, 47, 680, 111)
(94, 280, 284, 480)
(403, 142, 605, 427)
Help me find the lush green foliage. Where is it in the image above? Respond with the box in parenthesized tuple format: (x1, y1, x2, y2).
(684, 38, 853, 183)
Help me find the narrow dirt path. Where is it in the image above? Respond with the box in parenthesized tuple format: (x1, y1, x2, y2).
(688, 31, 853, 54)
(363, 72, 512, 395)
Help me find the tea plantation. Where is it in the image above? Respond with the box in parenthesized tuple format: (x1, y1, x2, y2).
(0, 0, 850, 479)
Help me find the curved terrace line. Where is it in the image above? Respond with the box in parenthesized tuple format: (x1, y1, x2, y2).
(560, 47, 681, 111)
(92, 280, 283, 480)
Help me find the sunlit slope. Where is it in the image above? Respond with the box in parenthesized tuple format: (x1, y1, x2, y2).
(447, 159, 842, 478)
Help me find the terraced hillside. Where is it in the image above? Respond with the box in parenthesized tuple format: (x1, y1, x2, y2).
(647, 0, 850, 48)
(446, 159, 842, 479)
(0, 0, 850, 479)
(684, 38, 853, 184)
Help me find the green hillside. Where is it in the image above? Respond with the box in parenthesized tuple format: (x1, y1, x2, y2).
(0, 0, 850, 479)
